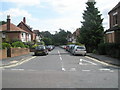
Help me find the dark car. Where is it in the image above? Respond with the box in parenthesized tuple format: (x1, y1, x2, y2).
(34, 45, 48, 56)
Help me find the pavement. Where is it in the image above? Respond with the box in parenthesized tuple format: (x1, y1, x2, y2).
(0, 51, 120, 67)
(87, 53, 120, 67)
(0, 52, 34, 67)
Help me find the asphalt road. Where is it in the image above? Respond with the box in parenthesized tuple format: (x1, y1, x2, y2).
(2, 47, 120, 88)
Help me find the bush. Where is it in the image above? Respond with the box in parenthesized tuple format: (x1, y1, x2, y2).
(25, 45, 29, 48)
(2, 43, 11, 49)
(12, 41, 25, 48)
(67, 42, 84, 46)
(32, 44, 39, 49)
(98, 43, 106, 55)
(98, 43, 120, 59)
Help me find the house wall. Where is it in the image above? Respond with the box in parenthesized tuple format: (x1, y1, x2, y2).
(21, 32, 27, 42)
(18, 23, 33, 41)
(109, 6, 120, 28)
(105, 31, 115, 43)
(6, 32, 21, 41)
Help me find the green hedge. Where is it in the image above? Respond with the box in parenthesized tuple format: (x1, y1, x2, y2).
(2, 43, 11, 49)
(98, 43, 120, 59)
(12, 41, 25, 48)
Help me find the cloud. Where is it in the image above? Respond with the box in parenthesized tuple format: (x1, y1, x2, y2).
(0, 8, 31, 18)
(1, 0, 41, 6)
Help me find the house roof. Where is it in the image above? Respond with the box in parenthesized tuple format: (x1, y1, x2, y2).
(17, 21, 33, 33)
(104, 26, 120, 33)
(108, 2, 120, 14)
(0, 23, 28, 33)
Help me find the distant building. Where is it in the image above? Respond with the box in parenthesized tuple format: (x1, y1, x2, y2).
(33, 30, 42, 42)
(105, 2, 120, 43)
(67, 28, 80, 43)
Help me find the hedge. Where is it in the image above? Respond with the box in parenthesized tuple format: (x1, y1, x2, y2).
(2, 43, 11, 49)
(98, 43, 120, 59)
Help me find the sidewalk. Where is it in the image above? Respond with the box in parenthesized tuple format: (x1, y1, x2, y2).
(0, 52, 34, 67)
(87, 53, 120, 67)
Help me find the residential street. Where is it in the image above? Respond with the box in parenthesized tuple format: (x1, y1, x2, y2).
(2, 47, 119, 88)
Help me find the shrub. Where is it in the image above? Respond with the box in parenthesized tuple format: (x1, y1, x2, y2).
(2, 43, 11, 49)
(98, 43, 120, 59)
(12, 41, 25, 48)
(32, 44, 39, 49)
(25, 45, 29, 48)
(98, 43, 106, 55)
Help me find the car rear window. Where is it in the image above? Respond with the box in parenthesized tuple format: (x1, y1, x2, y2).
(36, 46, 45, 50)
(77, 46, 85, 49)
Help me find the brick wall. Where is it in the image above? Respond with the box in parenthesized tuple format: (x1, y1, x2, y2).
(0, 49, 7, 60)
(8, 48, 30, 57)
(6, 32, 21, 41)
(109, 6, 120, 28)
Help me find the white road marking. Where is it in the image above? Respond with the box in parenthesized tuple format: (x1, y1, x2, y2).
(11, 69, 24, 71)
(79, 59, 97, 65)
(1, 56, 36, 68)
(60, 57, 62, 61)
(85, 56, 110, 66)
(99, 68, 111, 71)
(10, 61, 18, 64)
(69, 68, 76, 71)
(82, 70, 91, 72)
(99, 68, 114, 72)
(62, 68, 66, 71)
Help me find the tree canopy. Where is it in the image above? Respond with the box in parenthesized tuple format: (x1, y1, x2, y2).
(79, 1, 104, 52)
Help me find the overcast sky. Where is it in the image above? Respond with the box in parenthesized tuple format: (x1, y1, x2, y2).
(0, 0, 119, 34)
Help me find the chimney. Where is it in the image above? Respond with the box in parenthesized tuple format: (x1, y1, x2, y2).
(23, 17, 26, 24)
(7, 15, 10, 31)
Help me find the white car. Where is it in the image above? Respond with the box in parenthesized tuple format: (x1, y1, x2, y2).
(71, 45, 87, 56)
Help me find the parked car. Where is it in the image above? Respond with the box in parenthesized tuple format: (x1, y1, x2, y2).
(34, 45, 48, 56)
(46, 45, 54, 51)
(67, 44, 75, 52)
(71, 45, 86, 56)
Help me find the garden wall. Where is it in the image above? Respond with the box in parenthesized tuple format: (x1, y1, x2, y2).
(8, 48, 30, 57)
(0, 49, 7, 60)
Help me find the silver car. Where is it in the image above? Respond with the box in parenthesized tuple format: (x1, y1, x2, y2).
(71, 45, 87, 56)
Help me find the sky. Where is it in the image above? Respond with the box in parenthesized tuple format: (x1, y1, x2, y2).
(0, 0, 119, 34)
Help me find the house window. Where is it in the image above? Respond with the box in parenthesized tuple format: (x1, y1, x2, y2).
(113, 12, 118, 26)
(22, 33, 24, 37)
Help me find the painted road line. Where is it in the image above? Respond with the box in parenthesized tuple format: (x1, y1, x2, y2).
(10, 61, 18, 64)
(82, 59, 97, 65)
(58, 50, 65, 71)
(1, 56, 36, 68)
(69, 68, 76, 71)
(11, 69, 24, 71)
(79, 59, 97, 65)
(62, 68, 66, 71)
(85, 56, 111, 66)
(82, 70, 91, 72)
(99, 68, 114, 72)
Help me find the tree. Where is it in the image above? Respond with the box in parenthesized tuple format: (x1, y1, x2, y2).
(0, 21, 7, 26)
(79, 1, 104, 52)
(42, 37, 52, 45)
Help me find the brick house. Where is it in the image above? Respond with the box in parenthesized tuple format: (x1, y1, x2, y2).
(17, 17, 36, 42)
(105, 2, 120, 43)
(33, 30, 42, 42)
(67, 28, 80, 43)
(0, 15, 29, 42)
